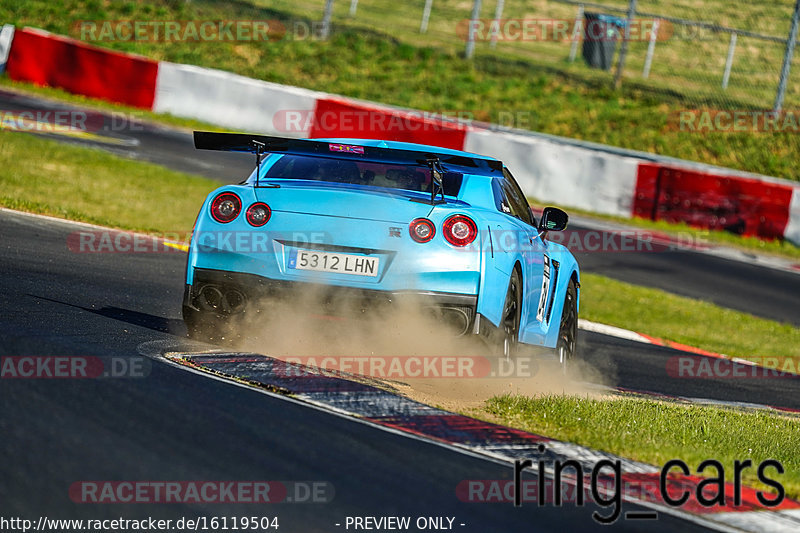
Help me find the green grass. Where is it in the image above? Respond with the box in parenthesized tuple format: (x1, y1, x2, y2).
(0, 130, 218, 233)
(2, 0, 800, 182)
(580, 272, 800, 368)
(482, 394, 800, 499)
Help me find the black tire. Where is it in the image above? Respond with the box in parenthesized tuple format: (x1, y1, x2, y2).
(498, 269, 522, 360)
(556, 278, 578, 372)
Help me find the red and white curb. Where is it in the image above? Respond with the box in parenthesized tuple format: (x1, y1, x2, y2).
(138, 339, 800, 532)
(580, 318, 772, 366)
(580, 318, 740, 359)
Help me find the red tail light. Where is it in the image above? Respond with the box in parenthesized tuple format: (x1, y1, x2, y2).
(443, 215, 477, 246)
(246, 202, 271, 227)
(409, 218, 436, 243)
(210, 192, 241, 223)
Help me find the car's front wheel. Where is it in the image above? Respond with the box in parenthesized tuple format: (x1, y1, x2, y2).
(555, 278, 578, 373)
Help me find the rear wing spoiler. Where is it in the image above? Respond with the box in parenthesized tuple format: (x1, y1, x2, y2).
(193, 131, 503, 171)
(194, 131, 502, 204)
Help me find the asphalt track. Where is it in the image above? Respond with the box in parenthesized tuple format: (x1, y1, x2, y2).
(3, 88, 797, 326)
(1, 209, 721, 532)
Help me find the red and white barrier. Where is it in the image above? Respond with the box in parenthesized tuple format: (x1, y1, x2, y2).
(787, 190, 800, 245)
(3, 24, 800, 246)
(6, 27, 158, 109)
(633, 163, 796, 241)
(464, 128, 640, 218)
(309, 97, 469, 149)
(0, 24, 14, 73)
(153, 61, 320, 136)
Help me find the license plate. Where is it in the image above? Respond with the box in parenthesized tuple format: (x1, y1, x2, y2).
(289, 250, 379, 277)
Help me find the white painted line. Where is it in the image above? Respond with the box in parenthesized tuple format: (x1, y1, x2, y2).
(0, 207, 190, 249)
(578, 318, 653, 344)
(711, 509, 800, 532)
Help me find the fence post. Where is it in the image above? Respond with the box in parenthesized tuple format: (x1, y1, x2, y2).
(349, 0, 358, 17)
(774, 0, 800, 111)
(420, 0, 434, 33)
(320, 0, 335, 40)
(722, 32, 737, 89)
(465, 0, 482, 59)
(614, 0, 638, 89)
(490, 0, 505, 49)
(642, 18, 659, 78)
(569, 4, 584, 62)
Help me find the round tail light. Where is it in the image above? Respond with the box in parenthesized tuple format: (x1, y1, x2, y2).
(409, 218, 436, 243)
(443, 214, 477, 246)
(246, 202, 271, 227)
(210, 192, 241, 223)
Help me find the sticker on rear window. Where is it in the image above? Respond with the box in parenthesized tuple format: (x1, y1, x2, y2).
(329, 143, 364, 154)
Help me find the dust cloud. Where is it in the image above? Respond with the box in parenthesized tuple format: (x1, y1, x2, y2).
(208, 282, 612, 411)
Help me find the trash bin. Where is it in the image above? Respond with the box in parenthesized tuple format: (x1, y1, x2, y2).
(582, 12, 626, 70)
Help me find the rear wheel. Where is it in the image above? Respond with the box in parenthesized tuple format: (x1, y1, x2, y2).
(556, 279, 578, 373)
(498, 269, 522, 360)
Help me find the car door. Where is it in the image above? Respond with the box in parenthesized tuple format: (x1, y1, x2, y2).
(497, 169, 547, 338)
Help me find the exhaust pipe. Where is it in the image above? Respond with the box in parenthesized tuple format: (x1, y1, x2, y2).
(197, 285, 247, 314)
(436, 307, 471, 337)
(198, 285, 225, 312)
(224, 288, 247, 313)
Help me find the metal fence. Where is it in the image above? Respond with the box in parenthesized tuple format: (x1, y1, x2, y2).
(273, 0, 800, 112)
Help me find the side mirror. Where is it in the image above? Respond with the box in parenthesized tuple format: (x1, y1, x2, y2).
(538, 207, 568, 232)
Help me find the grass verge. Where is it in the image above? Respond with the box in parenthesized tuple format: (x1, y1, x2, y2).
(0, 130, 219, 233)
(580, 272, 800, 369)
(480, 394, 800, 500)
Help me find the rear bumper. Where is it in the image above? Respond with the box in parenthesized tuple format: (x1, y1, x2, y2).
(184, 268, 478, 335)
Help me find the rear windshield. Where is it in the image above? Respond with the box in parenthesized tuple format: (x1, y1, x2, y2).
(260, 154, 463, 196)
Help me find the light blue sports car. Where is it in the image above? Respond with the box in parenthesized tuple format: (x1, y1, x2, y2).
(183, 132, 579, 364)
